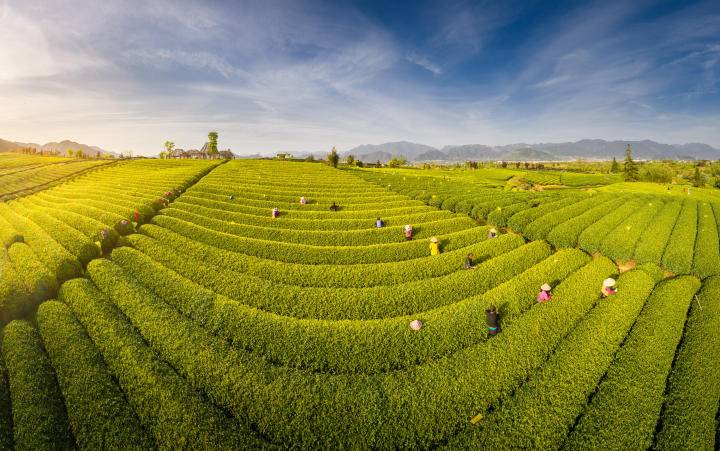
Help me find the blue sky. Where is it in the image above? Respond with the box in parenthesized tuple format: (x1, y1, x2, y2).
(0, 0, 718, 155)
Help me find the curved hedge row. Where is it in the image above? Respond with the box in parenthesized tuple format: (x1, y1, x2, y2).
(82, 253, 615, 448)
(599, 199, 663, 261)
(59, 278, 263, 449)
(692, 202, 720, 278)
(1, 320, 74, 450)
(633, 200, 682, 264)
(94, 243, 557, 373)
(0, 159, 221, 323)
(133, 226, 512, 289)
(451, 269, 656, 448)
(0, 350, 12, 450)
(124, 234, 536, 321)
(565, 275, 701, 450)
(662, 200, 698, 274)
(160, 206, 477, 246)
(36, 301, 155, 449)
(655, 276, 720, 450)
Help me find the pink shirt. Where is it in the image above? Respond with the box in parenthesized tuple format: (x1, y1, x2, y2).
(537, 290, 551, 302)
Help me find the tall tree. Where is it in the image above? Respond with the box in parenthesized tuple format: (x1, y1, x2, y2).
(692, 165, 704, 187)
(610, 157, 619, 173)
(164, 141, 175, 158)
(327, 146, 339, 168)
(346, 154, 356, 166)
(623, 144, 639, 181)
(207, 132, 219, 159)
(67, 149, 74, 158)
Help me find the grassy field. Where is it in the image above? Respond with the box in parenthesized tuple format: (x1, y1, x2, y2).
(0, 155, 718, 448)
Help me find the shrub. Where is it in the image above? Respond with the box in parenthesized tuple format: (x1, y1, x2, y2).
(547, 196, 629, 248)
(655, 276, 720, 449)
(565, 275, 701, 450)
(633, 201, 682, 264)
(1, 320, 74, 450)
(577, 198, 643, 253)
(0, 351, 12, 450)
(661, 200, 698, 274)
(599, 200, 662, 261)
(59, 278, 260, 448)
(36, 301, 154, 449)
(451, 269, 656, 448)
(692, 202, 720, 278)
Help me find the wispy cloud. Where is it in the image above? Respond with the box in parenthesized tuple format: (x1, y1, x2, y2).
(0, 0, 718, 153)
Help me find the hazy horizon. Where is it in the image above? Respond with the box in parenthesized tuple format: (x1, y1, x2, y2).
(1, 0, 719, 155)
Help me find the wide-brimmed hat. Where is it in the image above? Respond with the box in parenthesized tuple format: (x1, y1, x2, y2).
(541, 283, 551, 291)
(603, 278, 616, 287)
(409, 319, 423, 331)
(430, 236, 439, 243)
(489, 228, 498, 234)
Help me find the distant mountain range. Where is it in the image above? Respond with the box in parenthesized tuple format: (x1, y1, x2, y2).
(343, 140, 720, 162)
(0, 138, 115, 157)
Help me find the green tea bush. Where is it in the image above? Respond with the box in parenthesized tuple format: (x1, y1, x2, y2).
(655, 276, 720, 450)
(451, 269, 655, 448)
(59, 278, 261, 449)
(692, 202, 720, 278)
(546, 196, 629, 248)
(1, 320, 74, 450)
(0, 350, 12, 450)
(36, 301, 154, 449)
(599, 200, 662, 261)
(565, 275, 701, 450)
(634, 200, 682, 264)
(661, 200, 698, 274)
(577, 199, 643, 253)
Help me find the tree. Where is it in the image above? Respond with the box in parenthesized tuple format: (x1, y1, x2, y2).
(327, 146, 339, 168)
(67, 149, 74, 158)
(610, 157, 619, 173)
(355, 160, 364, 168)
(640, 162, 673, 183)
(346, 154, 356, 166)
(692, 165, 705, 187)
(387, 157, 407, 168)
(96, 151, 101, 159)
(304, 154, 315, 162)
(159, 151, 167, 159)
(164, 141, 175, 158)
(623, 144, 639, 181)
(207, 132, 219, 159)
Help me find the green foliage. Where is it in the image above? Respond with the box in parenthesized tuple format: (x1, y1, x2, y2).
(662, 200, 698, 274)
(655, 276, 720, 450)
(624, 144, 639, 181)
(599, 199, 663, 261)
(577, 199, 643, 253)
(565, 276, 701, 450)
(59, 278, 258, 448)
(327, 146, 339, 167)
(455, 270, 656, 449)
(640, 162, 673, 183)
(692, 202, 720, 278)
(633, 201, 682, 264)
(36, 301, 154, 449)
(345, 154, 355, 165)
(387, 157, 407, 168)
(1, 320, 74, 450)
(610, 156, 619, 173)
(692, 164, 704, 187)
(0, 348, 12, 450)
(207, 131, 219, 158)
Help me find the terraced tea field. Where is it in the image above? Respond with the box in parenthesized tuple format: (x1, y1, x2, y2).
(0, 154, 114, 201)
(0, 156, 718, 449)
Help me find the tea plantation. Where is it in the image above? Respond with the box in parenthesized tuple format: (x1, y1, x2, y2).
(0, 156, 718, 449)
